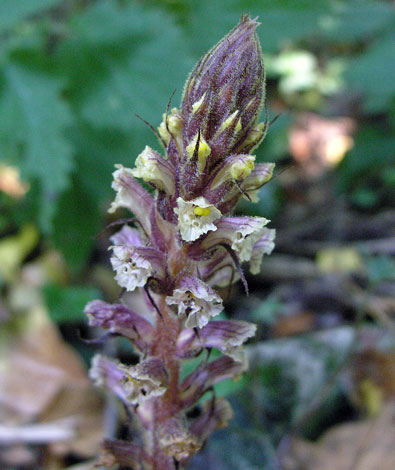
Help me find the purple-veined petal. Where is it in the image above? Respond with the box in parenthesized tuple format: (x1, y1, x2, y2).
(249, 228, 276, 274)
(108, 164, 153, 235)
(84, 300, 153, 351)
(166, 277, 223, 329)
(158, 416, 201, 461)
(177, 320, 256, 362)
(131, 145, 175, 194)
(99, 439, 153, 469)
(190, 397, 233, 443)
(180, 356, 246, 409)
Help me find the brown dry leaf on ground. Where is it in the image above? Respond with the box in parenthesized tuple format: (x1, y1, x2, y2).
(283, 401, 395, 470)
(0, 305, 103, 459)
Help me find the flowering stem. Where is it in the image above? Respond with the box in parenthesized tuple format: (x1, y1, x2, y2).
(151, 299, 181, 469)
(85, 15, 276, 469)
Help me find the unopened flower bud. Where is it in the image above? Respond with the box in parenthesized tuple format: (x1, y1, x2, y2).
(181, 15, 265, 169)
(185, 132, 211, 172)
(237, 121, 268, 154)
(209, 154, 256, 190)
(158, 107, 184, 146)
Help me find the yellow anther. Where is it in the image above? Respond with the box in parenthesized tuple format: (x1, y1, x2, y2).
(126, 375, 141, 385)
(193, 206, 211, 216)
(192, 93, 206, 113)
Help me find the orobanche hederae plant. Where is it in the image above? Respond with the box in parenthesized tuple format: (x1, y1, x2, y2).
(85, 15, 275, 470)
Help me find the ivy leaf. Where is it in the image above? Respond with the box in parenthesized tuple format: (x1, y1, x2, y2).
(0, 64, 74, 231)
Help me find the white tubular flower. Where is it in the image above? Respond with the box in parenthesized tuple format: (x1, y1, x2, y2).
(166, 277, 223, 329)
(249, 228, 276, 274)
(110, 245, 153, 291)
(118, 358, 168, 404)
(230, 216, 269, 262)
(131, 146, 175, 193)
(174, 196, 221, 242)
(108, 164, 153, 235)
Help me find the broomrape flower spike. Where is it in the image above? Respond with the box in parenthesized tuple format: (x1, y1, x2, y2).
(85, 15, 276, 469)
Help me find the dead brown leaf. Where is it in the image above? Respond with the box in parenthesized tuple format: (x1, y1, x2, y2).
(283, 401, 395, 470)
(0, 306, 103, 458)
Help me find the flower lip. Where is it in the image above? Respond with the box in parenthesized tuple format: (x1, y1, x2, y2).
(177, 319, 256, 363)
(108, 164, 153, 236)
(166, 276, 223, 329)
(174, 196, 222, 242)
(200, 216, 269, 262)
(110, 245, 153, 292)
(118, 357, 168, 404)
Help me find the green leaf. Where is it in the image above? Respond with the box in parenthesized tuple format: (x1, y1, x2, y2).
(0, 0, 59, 33)
(183, 0, 332, 55)
(317, 1, 394, 44)
(52, 171, 101, 272)
(336, 126, 394, 194)
(58, 0, 194, 152)
(43, 283, 101, 324)
(344, 32, 395, 112)
(0, 64, 74, 231)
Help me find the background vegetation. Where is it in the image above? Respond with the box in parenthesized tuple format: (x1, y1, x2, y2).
(0, 1, 394, 469)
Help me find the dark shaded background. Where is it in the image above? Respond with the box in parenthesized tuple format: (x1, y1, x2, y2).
(0, 1, 394, 469)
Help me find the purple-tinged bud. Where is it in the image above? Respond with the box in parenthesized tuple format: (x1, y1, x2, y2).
(177, 320, 256, 363)
(158, 416, 201, 461)
(190, 397, 233, 444)
(84, 300, 154, 351)
(181, 15, 265, 173)
(110, 225, 144, 247)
